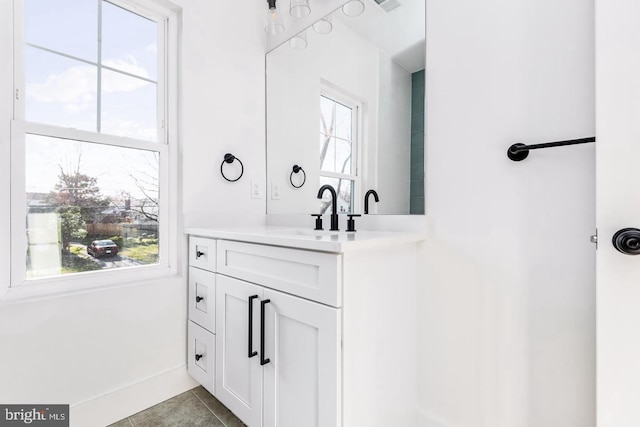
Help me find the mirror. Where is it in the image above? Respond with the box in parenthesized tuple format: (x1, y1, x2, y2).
(266, 0, 425, 215)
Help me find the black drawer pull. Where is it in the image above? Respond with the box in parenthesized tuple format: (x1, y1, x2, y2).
(195, 354, 203, 361)
(260, 299, 271, 366)
(195, 296, 204, 303)
(248, 295, 258, 358)
(196, 250, 205, 259)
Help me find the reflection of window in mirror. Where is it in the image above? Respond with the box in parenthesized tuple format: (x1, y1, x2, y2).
(319, 90, 360, 215)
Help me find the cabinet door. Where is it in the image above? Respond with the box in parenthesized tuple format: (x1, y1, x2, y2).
(187, 321, 215, 395)
(216, 275, 263, 427)
(262, 288, 341, 427)
(188, 267, 215, 332)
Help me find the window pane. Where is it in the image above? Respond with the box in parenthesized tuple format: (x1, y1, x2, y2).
(25, 46, 97, 131)
(334, 102, 352, 140)
(25, 134, 160, 279)
(102, 1, 158, 81)
(335, 138, 352, 175)
(320, 96, 335, 136)
(101, 69, 158, 141)
(320, 136, 352, 175)
(318, 176, 353, 215)
(25, 0, 98, 62)
(320, 135, 336, 172)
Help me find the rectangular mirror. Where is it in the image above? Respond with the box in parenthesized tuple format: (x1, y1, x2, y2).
(266, 0, 425, 215)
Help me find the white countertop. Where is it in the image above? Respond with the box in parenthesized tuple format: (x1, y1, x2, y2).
(185, 226, 424, 253)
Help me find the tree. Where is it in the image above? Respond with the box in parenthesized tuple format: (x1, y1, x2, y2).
(47, 156, 109, 252)
(128, 152, 159, 222)
(58, 206, 87, 251)
(47, 165, 110, 224)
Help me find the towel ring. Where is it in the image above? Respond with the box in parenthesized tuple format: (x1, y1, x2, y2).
(290, 165, 306, 188)
(220, 153, 244, 182)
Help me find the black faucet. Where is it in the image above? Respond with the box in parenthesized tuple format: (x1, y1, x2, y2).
(317, 184, 339, 231)
(364, 189, 379, 214)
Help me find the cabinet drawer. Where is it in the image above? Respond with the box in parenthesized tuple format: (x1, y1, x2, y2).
(189, 236, 216, 271)
(217, 240, 342, 307)
(188, 321, 215, 395)
(188, 267, 216, 332)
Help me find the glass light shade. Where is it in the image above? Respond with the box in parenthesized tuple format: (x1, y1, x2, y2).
(265, 4, 285, 34)
(312, 15, 333, 34)
(290, 0, 311, 18)
(342, 0, 365, 17)
(289, 30, 308, 50)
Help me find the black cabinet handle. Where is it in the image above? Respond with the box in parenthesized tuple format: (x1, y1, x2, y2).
(248, 295, 258, 358)
(260, 299, 271, 366)
(195, 354, 203, 361)
(196, 250, 205, 259)
(195, 296, 204, 303)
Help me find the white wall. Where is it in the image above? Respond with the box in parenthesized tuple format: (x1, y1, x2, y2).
(0, 1, 267, 426)
(180, 1, 267, 227)
(420, 0, 595, 426)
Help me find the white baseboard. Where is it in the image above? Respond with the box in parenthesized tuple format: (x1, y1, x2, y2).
(70, 365, 199, 427)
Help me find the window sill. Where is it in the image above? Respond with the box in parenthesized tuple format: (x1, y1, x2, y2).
(0, 264, 183, 306)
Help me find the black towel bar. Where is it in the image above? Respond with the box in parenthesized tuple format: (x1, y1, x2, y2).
(507, 136, 595, 161)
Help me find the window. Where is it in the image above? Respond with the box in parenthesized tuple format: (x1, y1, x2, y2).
(11, 0, 178, 285)
(319, 92, 359, 214)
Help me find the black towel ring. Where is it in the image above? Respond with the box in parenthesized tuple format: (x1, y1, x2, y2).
(290, 165, 306, 188)
(220, 153, 244, 182)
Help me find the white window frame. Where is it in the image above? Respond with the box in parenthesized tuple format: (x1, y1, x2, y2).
(319, 86, 362, 214)
(7, 0, 180, 294)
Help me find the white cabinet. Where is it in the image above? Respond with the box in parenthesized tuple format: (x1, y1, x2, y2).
(261, 287, 340, 427)
(215, 276, 263, 427)
(187, 237, 217, 396)
(186, 229, 419, 427)
(187, 320, 215, 393)
(215, 275, 340, 427)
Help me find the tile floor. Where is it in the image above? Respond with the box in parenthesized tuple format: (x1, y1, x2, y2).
(108, 386, 245, 427)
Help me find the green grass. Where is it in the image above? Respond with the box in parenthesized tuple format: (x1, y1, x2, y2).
(61, 252, 102, 274)
(69, 245, 85, 255)
(121, 244, 159, 264)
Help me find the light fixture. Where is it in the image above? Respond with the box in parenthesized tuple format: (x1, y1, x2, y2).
(265, 0, 285, 35)
(312, 15, 333, 34)
(290, 0, 311, 18)
(342, 0, 365, 17)
(289, 30, 308, 50)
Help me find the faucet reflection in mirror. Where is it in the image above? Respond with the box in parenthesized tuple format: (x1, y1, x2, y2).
(364, 189, 379, 214)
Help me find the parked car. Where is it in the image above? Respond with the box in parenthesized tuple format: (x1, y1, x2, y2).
(87, 239, 119, 258)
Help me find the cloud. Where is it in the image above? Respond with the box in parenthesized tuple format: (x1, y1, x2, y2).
(27, 55, 152, 111)
(103, 55, 151, 84)
(27, 65, 97, 111)
(101, 118, 157, 142)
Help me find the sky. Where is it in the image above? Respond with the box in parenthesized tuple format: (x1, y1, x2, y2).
(23, 0, 160, 199)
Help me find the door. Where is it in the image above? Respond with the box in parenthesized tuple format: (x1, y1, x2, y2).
(596, 0, 640, 425)
(216, 275, 263, 427)
(262, 288, 341, 427)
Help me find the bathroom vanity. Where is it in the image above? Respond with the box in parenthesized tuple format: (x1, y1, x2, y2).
(185, 226, 421, 427)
